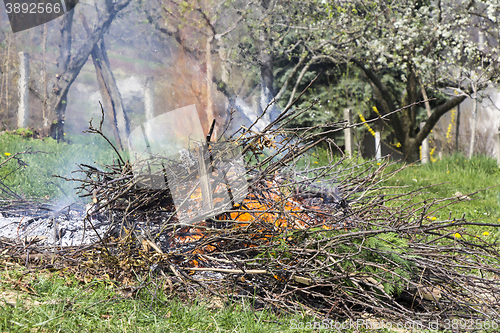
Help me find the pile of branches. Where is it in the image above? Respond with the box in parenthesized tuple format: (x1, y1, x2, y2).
(18, 100, 500, 327)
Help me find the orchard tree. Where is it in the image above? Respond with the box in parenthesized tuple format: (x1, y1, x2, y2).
(250, 0, 500, 161)
(343, 0, 500, 161)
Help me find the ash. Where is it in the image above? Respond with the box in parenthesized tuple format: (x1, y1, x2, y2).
(0, 204, 109, 246)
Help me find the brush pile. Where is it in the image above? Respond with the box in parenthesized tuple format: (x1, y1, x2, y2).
(3, 100, 500, 328)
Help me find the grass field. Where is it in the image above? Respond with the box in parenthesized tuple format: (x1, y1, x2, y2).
(1, 264, 390, 333)
(0, 132, 499, 332)
(0, 265, 300, 333)
(382, 153, 500, 240)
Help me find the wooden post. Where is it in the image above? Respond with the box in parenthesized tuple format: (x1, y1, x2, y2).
(496, 130, 500, 168)
(375, 131, 381, 160)
(469, 97, 478, 159)
(144, 77, 154, 139)
(197, 144, 213, 214)
(420, 122, 430, 164)
(455, 103, 460, 151)
(144, 77, 154, 121)
(17, 52, 29, 128)
(344, 108, 353, 157)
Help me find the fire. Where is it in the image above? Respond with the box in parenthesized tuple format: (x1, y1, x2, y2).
(169, 177, 343, 267)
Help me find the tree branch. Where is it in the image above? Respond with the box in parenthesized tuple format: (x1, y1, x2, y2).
(49, 0, 132, 125)
(416, 95, 467, 144)
(351, 58, 405, 141)
(274, 50, 308, 102)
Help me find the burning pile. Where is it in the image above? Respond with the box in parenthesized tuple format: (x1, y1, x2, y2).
(3, 101, 500, 327)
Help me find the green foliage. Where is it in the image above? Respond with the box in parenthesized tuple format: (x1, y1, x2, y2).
(361, 233, 414, 296)
(233, 0, 499, 160)
(276, 65, 374, 145)
(14, 128, 33, 138)
(312, 230, 414, 297)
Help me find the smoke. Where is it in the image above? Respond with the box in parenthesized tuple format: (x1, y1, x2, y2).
(127, 104, 248, 225)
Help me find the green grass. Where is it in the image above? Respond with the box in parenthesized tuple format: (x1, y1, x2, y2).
(381, 153, 500, 240)
(0, 265, 392, 333)
(0, 131, 117, 201)
(302, 147, 500, 221)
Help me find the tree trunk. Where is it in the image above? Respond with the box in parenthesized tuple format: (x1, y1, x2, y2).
(50, 9, 74, 141)
(353, 58, 467, 162)
(258, 31, 278, 123)
(205, 30, 215, 138)
(404, 138, 420, 162)
(90, 38, 129, 150)
(48, 0, 132, 140)
(257, 0, 279, 123)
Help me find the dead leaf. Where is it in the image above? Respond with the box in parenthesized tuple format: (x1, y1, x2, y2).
(24, 235, 48, 244)
(418, 285, 442, 302)
(455, 191, 471, 201)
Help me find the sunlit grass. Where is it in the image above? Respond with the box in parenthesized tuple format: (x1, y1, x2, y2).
(0, 265, 379, 333)
(381, 153, 500, 240)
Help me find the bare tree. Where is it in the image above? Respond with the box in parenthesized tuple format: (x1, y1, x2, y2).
(48, 0, 132, 140)
(81, 14, 129, 150)
(141, 0, 292, 130)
